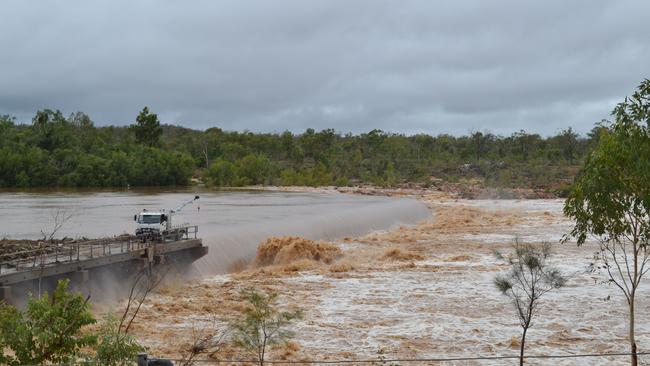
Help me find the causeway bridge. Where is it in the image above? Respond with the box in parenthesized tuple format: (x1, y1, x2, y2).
(0, 226, 207, 304)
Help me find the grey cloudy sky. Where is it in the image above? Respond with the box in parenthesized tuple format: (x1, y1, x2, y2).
(1, 1, 648, 135)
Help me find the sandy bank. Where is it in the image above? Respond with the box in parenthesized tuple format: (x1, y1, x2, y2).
(243, 182, 560, 200)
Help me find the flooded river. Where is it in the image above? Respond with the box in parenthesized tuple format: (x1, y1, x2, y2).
(0, 189, 430, 273)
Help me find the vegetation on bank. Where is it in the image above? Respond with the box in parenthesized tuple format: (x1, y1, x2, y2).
(0, 280, 299, 366)
(563, 79, 650, 366)
(0, 280, 143, 366)
(0, 107, 603, 190)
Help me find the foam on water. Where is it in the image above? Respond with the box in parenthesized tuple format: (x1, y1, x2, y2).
(194, 196, 431, 274)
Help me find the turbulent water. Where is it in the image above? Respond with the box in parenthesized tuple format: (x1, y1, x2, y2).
(0, 189, 430, 273)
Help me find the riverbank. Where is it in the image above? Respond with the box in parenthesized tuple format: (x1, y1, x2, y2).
(244, 182, 561, 199)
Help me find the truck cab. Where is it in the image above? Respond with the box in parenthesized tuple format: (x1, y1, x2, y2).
(134, 210, 168, 236)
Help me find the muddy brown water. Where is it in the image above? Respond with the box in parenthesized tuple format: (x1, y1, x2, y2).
(0, 188, 430, 274)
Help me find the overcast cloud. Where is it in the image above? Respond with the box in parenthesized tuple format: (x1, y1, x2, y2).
(1, 1, 648, 135)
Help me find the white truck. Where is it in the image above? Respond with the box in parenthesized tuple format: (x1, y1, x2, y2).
(134, 195, 199, 240)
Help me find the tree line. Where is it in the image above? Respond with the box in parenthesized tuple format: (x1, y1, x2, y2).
(0, 107, 604, 189)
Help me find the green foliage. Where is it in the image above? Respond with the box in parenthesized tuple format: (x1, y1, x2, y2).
(132, 106, 163, 147)
(280, 162, 333, 187)
(230, 288, 303, 366)
(493, 242, 565, 310)
(494, 241, 565, 366)
(0, 108, 599, 189)
(564, 80, 650, 246)
(236, 154, 275, 185)
(0, 114, 14, 129)
(556, 127, 579, 164)
(0, 279, 96, 366)
(0, 110, 193, 188)
(563, 79, 650, 366)
(93, 313, 145, 366)
(207, 158, 238, 186)
(206, 154, 275, 187)
(31, 109, 75, 151)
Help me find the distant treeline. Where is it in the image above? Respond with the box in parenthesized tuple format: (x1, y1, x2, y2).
(0, 109, 604, 190)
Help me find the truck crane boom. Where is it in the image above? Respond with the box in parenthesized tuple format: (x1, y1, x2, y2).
(172, 195, 200, 213)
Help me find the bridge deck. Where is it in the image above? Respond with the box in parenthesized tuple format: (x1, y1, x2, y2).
(0, 226, 204, 286)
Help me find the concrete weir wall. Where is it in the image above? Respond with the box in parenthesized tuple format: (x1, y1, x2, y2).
(0, 239, 207, 306)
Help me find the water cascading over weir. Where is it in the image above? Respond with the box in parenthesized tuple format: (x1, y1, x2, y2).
(193, 196, 431, 275)
(0, 191, 430, 304)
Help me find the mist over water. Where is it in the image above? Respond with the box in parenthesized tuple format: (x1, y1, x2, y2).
(194, 195, 430, 275)
(0, 189, 430, 274)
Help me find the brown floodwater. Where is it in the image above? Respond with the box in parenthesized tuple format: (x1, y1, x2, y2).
(0, 188, 430, 274)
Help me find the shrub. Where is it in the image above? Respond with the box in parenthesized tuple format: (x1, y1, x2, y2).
(0, 279, 96, 366)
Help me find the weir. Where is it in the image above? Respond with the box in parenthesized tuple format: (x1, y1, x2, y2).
(0, 227, 207, 304)
(0, 191, 431, 297)
(194, 197, 431, 275)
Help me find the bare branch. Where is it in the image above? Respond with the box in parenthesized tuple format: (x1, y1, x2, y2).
(603, 241, 632, 298)
(124, 267, 166, 334)
(178, 319, 228, 366)
(40, 209, 75, 242)
(119, 265, 167, 334)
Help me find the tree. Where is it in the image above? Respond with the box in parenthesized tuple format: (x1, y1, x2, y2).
(556, 127, 579, 164)
(37, 208, 75, 297)
(236, 154, 274, 185)
(40, 208, 74, 242)
(68, 111, 96, 151)
(586, 122, 609, 149)
(510, 130, 541, 161)
(470, 130, 493, 163)
(178, 320, 227, 366)
(68, 111, 94, 129)
(207, 158, 238, 186)
(563, 79, 650, 366)
(132, 106, 162, 147)
(31, 109, 74, 151)
(201, 136, 211, 169)
(493, 241, 565, 366)
(230, 288, 303, 366)
(0, 106, 605, 190)
(0, 114, 14, 133)
(280, 130, 295, 160)
(0, 279, 96, 366)
(119, 266, 165, 334)
(94, 313, 145, 366)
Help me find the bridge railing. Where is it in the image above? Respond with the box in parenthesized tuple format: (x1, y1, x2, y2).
(160, 225, 198, 242)
(0, 225, 199, 276)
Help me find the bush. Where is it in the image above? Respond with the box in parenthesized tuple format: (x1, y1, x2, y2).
(231, 288, 302, 366)
(93, 313, 145, 366)
(207, 158, 239, 186)
(0, 279, 96, 366)
(236, 154, 275, 185)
